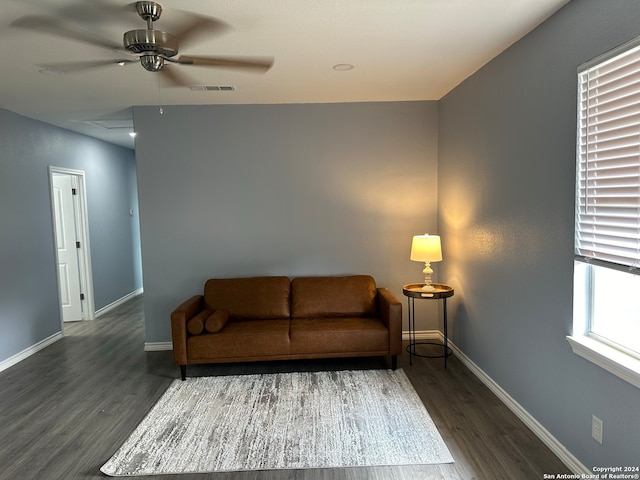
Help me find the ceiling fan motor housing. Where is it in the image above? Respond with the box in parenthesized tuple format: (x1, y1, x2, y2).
(123, 29, 178, 58)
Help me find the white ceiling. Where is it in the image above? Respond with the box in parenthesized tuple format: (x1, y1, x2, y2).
(1, 0, 570, 148)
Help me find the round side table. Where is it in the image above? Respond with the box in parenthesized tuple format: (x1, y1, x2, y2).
(402, 283, 454, 367)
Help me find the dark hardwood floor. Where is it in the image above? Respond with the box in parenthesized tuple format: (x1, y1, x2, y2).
(0, 295, 571, 479)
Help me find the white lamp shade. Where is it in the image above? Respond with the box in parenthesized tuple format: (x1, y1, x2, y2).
(410, 234, 442, 262)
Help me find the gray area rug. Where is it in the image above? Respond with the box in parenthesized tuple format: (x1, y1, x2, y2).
(101, 369, 453, 476)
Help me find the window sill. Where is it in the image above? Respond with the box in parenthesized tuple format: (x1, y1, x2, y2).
(567, 335, 640, 389)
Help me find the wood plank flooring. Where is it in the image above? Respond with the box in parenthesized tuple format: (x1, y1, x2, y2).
(0, 295, 571, 479)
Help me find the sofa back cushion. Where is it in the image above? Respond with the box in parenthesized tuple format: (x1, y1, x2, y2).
(291, 275, 377, 318)
(204, 276, 291, 320)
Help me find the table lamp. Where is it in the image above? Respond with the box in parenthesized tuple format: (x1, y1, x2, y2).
(410, 234, 442, 291)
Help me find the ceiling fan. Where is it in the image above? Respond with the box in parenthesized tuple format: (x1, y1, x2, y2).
(11, 1, 274, 86)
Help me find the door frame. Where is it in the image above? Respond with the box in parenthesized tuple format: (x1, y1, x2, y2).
(48, 166, 95, 327)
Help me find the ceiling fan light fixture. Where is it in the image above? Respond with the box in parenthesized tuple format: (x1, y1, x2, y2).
(140, 54, 164, 72)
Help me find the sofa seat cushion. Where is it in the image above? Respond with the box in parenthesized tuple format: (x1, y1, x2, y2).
(289, 317, 388, 355)
(187, 319, 291, 360)
(291, 275, 378, 318)
(204, 276, 290, 320)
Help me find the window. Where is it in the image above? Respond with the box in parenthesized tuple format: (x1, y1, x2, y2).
(569, 38, 640, 388)
(590, 267, 640, 354)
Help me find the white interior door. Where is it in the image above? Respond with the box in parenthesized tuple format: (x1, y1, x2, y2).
(52, 173, 83, 322)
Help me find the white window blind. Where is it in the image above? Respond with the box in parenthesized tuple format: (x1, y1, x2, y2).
(576, 42, 640, 274)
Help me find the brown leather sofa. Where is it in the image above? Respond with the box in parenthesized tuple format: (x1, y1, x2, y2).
(171, 275, 402, 380)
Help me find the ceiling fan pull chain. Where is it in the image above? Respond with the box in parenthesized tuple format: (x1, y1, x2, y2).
(157, 79, 164, 115)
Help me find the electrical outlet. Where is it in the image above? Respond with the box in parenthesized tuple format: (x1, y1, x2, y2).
(592, 415, 603, 444)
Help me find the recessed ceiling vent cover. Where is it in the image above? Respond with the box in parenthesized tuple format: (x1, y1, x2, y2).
(189, 85, 235, 91)
(84, 118, 133, 129)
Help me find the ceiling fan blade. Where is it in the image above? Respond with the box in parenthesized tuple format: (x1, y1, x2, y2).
(174, 55, 274, 73)
(38, 59, 137, 74)
(55, 1, 137, 24)
(10, 16, 122, 51)
(170, 13, 230, 50)
(158, 65, 199, 87)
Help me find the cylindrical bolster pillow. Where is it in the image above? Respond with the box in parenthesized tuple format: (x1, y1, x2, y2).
(187, 310, 210, 335)
(205, 309, 230, 333)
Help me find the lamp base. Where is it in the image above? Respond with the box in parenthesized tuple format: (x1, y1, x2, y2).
(422, 261, 435, 291)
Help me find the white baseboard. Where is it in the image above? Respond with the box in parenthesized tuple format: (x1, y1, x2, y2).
(95, 288, 143, 318)
(0, 332, 63, 374)
(144, 341, 172, 352)
(446, 339, 590, 475)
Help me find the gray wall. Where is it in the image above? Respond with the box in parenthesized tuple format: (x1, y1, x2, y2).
(438, 0, 640, 470)
(0, 108, 142, 363)
(133, 101, 440, 343)
(88, 141, 143, 309)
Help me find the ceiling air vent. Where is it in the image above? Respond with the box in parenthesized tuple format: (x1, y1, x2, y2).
(84, 118, 133, 129)
(189, 85, 235, 91)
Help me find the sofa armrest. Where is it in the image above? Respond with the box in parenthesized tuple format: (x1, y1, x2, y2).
(170, 295, 204, 365)
(377, 288, 402, 355)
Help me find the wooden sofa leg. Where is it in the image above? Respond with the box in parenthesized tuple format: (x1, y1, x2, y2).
(180, 365, 186, 381)
(391, 355, 397, 370)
